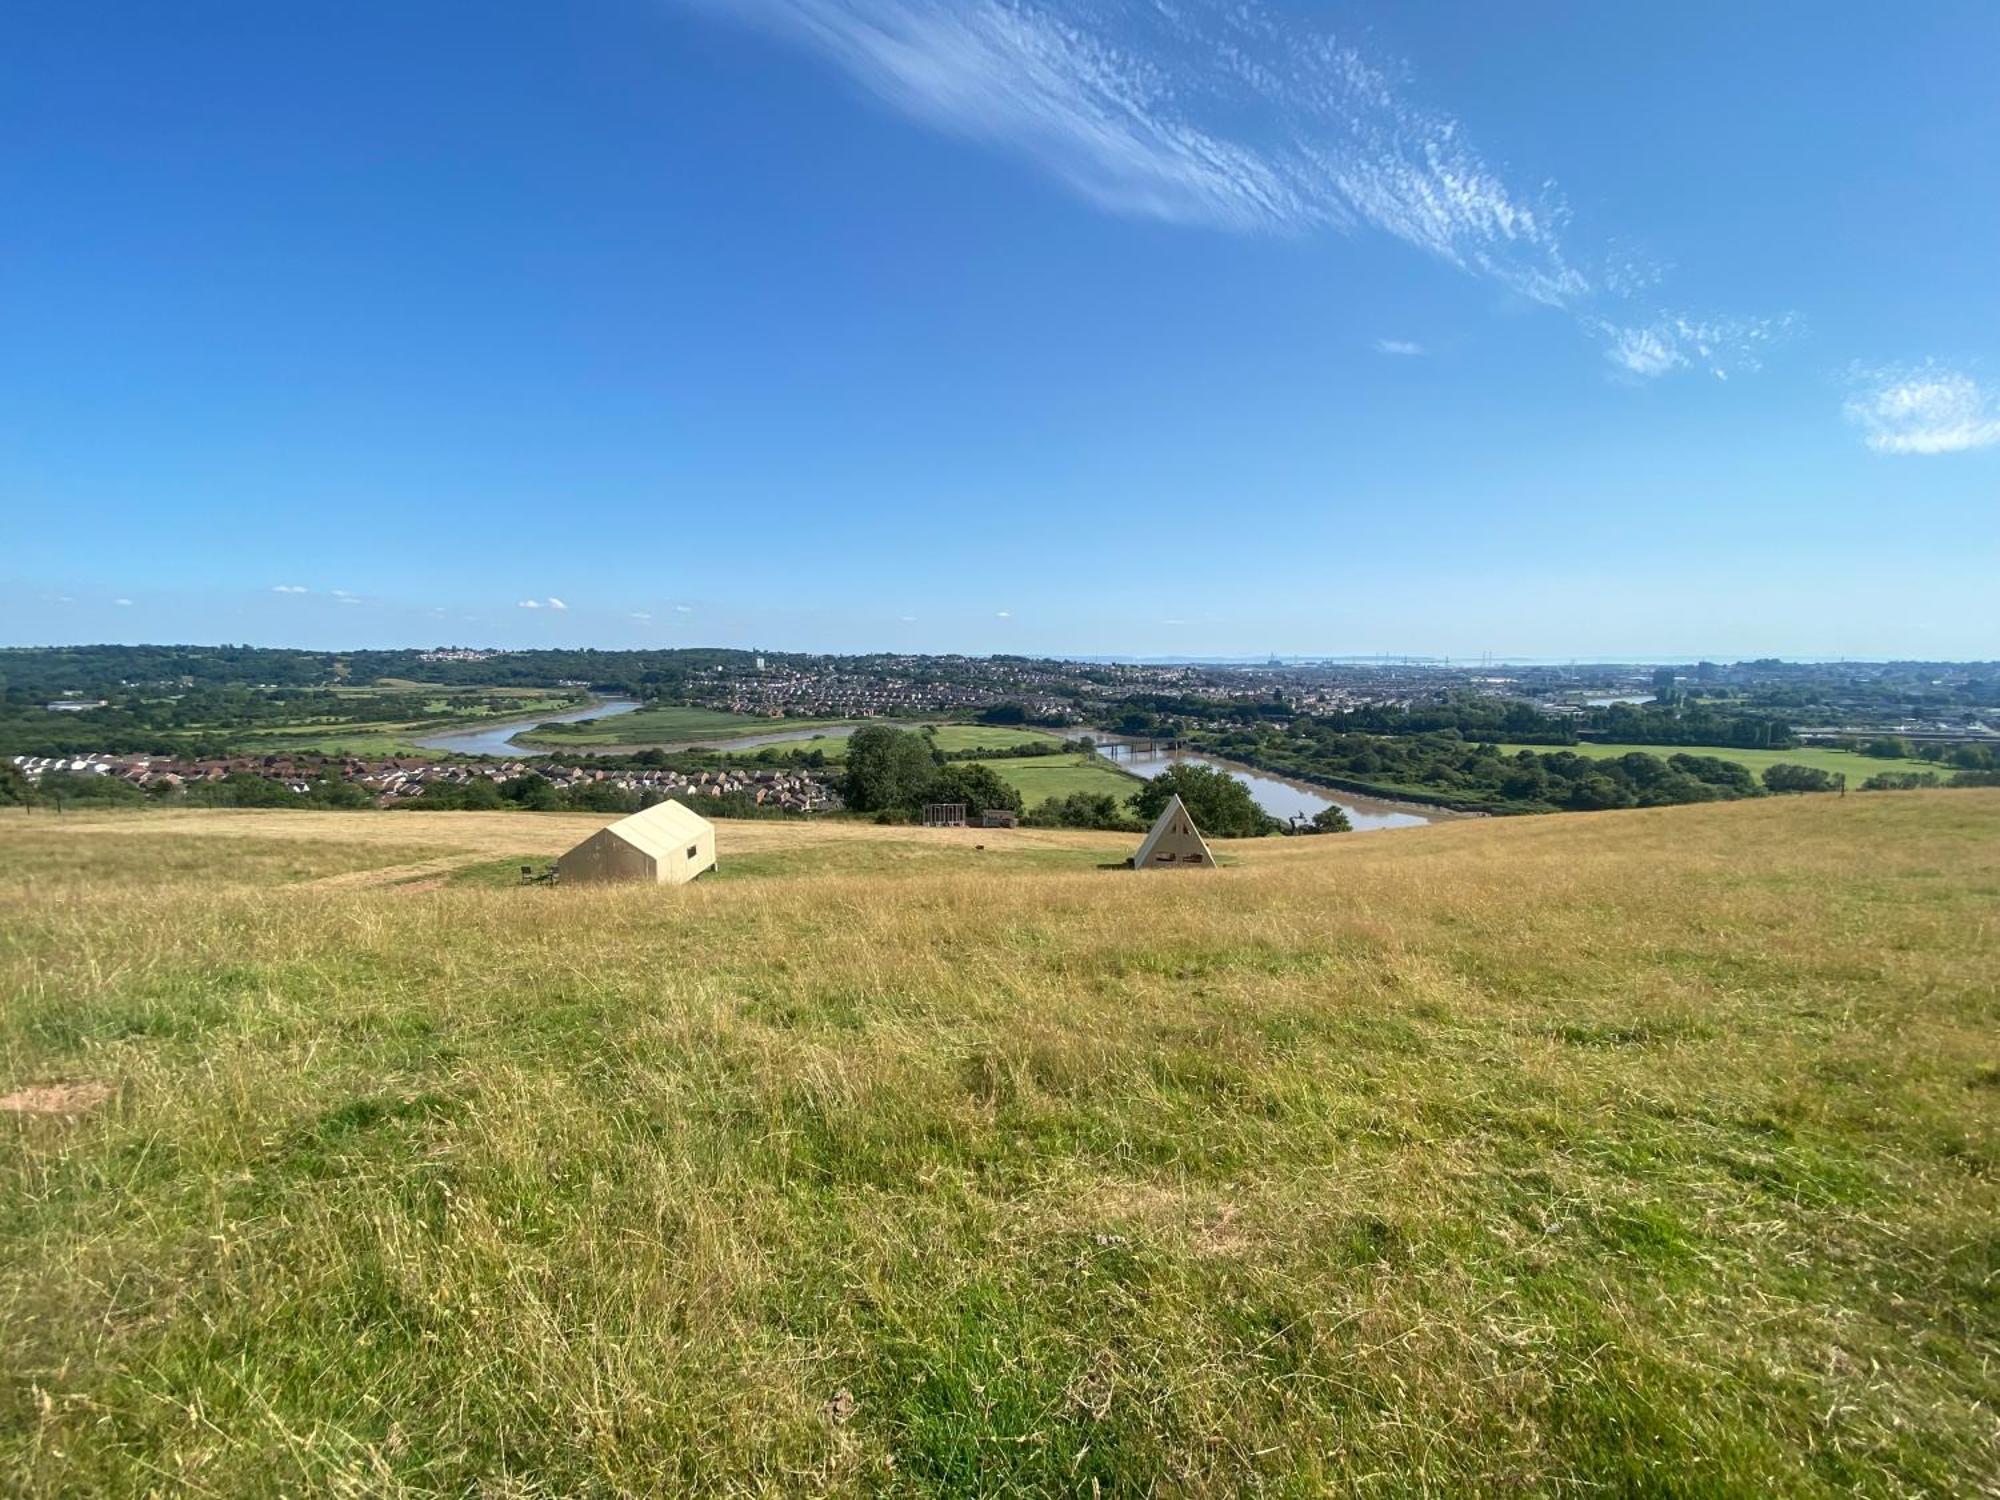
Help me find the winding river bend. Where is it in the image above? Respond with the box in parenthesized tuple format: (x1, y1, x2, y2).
(1096, 741, 1447, 832)
(413, 698, 644, 757)
(415, 703, 1447, 833)
(412, 701, 861, 759)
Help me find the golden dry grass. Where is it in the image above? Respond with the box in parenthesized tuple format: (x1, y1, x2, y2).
(1, 793, 1996, 1495)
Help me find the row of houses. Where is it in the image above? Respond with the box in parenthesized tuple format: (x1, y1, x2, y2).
(9, 752, 840, 811)
(691, 655, 1445, 724)
(363, 759, 837, 810)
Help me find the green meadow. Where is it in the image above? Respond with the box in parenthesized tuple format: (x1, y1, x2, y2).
(172, 688, 584, 757)
(718, 723, 1070, 764)
(971, 751, 1143, 806)
(516, 705, 834, 747)
(2, 794, 1995, 1495)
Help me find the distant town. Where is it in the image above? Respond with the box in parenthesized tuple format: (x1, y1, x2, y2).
(5, 646, 1995, 818)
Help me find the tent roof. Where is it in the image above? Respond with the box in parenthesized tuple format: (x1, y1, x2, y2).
(1133, 793, 1216, 867)
(599, 799, 714, 863)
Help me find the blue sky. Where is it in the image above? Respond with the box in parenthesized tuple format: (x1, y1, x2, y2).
(4, 1, 1996, 659)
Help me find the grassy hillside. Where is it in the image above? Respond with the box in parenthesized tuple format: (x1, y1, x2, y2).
(1496, 740, 1943, 782)
(2, 795, 1996, 1495)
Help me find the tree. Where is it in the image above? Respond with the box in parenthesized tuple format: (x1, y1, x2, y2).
(1131, 763, 1278, 837)
(500, 772, 562, 810)
(1861, 736, 1913, 760)
(1859, 772, 1937, 791)
(1668, 753, 1760, 798)
(1024, 792, 1136, 830)
(978, 702, 1029, 725)
(842, 725, 939, 813)
(1308, 804, 1353, 833)
(37, 770, 144, 806)
(1563, 775, 1636, 811)
(185, 771, 300, 808)
(921, 762, 1022, 818)
(1762, 763, 1838, 794)
(309, 777, 374, 809)
(564, 781, 639, 814)
(456, 777, 507, 810)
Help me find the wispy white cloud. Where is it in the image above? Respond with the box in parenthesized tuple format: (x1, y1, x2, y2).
(630, 610, 654, 622)
(995, 609, 1012, 618)
(700, 0, 1582, 305)
(518, 596, 568, 611)
(517, 599, 542, 610)
(547, 596, 569, 611)
(1598, 313, 1791, 380)
(673, 604, 694, 613)
(113, 598, 133, 607)
(271, 584, 309, 594)
(1373, 339, 1424, 357)
(330, 588, 354, 599)
(1844, 363, 2000, 455)
(694, 1, 1779, 374)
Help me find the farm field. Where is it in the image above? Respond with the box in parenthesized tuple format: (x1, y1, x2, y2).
(970, 750, 1143, 806)
(169, 688, 585, 757)
(2, 793, 1997, 1494)
(927, 724, 1067, 755)
(1496, 740, 1945, 782)
(719, 723, 1070, 763)
(517, 705, 858, 747)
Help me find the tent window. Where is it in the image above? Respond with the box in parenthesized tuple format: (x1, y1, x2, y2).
(687, 845, 698, 860)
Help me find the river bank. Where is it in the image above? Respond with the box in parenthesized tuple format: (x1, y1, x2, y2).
(1092, 738, 1469, 831)
(413, 698, 644, 757)
(534, 723, 867, 757)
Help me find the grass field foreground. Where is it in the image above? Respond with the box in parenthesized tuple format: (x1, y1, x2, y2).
(1, 795, 1997, 1494)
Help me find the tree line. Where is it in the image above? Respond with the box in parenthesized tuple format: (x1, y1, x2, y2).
(1183, 725, 1900, 813)
(838, 726, 1292, 835)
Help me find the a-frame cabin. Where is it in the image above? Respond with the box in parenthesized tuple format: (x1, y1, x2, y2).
(1131, 793, 1217, 869)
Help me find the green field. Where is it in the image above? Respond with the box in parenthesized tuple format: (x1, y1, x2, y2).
(3, 795, 1996, 1494)
(972, 750, 1145, 807)
(517, 705, 831, 747)
(1497, 740, 1945, 783)
(183, 689, 584, 757)
(929, 724, 1067, 755)
(720, 723, 1070, 763)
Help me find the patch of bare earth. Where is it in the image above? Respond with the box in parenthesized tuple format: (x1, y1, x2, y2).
(0, 1080, 113, 1116)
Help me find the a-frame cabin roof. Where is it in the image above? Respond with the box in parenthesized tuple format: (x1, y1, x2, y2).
(1132, 793, 1217, 868)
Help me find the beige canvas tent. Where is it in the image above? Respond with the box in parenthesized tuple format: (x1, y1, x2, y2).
(557, 799, 716, 885)
(1131, 793, 1216, 869)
